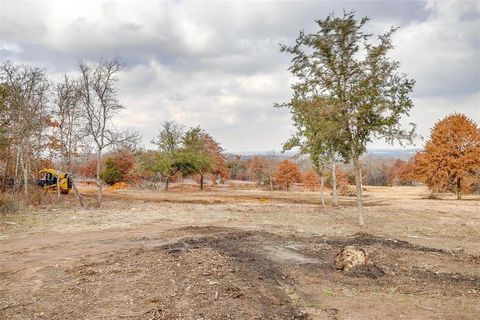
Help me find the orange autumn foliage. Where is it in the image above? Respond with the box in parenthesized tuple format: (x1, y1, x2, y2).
(201, 132, 230, 181)
(76, 149, 135, 181)
(274, 160, 301, 190)
(334, 166, 350, 187)
(107, 149, 135, 178)
(397, 158, 417, 185)
(249, 156, 267, 184)
(78, 158, 98, 178)
(302, 170, 320, 191)
(412, 113, 480, 198)
(387, 159, 416, 186)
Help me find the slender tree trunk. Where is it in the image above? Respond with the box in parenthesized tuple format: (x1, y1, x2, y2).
(95, 148, 102, 206)
(2, 155, 10, 192)
(353, 154, 365, 226)
(457, 177, 462, 200)
(14, 147, 19, 177)
(14, 147, 20, 191)
(200, 174, 204, 191)
(269, 175, 273, 191)
(21, 154, 28, 195)
(66, 160, 84, 206)
(431, 187, 438, 199)
(71, 176, 84, 206)
(57, 166, 63, 200)
(165, 178, 169, 191)
(319, 174, 327, 214)
(332, 155, 338, 207)
(56, 168, 61, 200)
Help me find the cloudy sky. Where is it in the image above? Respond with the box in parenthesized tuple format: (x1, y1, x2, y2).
(1, 0, 479, 152)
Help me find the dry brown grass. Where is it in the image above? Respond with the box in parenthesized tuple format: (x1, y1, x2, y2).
(1, 185, 479, 319)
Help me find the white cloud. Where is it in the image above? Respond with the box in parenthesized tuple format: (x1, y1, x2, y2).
(1, 0, 478, 152)
(0, 41, 23, 54)
(392, 0, 480, 97)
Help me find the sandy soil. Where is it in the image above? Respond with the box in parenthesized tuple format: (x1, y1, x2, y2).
(0, 186, 479, 319)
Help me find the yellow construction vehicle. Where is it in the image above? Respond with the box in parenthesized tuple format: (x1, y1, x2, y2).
(37, 169, 72, 194)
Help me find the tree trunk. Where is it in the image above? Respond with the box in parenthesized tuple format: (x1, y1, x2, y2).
(457, 177, 462, 200)
(56, 168, 61, 200)
(353, 154, 365, 226)
(95, 148, 102, 206)
(165, 178, 169, 191)
(21, 154, 28, 195)
(332, 155, 338, 207)
(65, 159, 83, 206)
(14, 147, 20, 190)
(269, 176, 273, 191)
(2, 155, 10, 192)
(431, 187, 439, 199)
(200, 174, 204, 191)
(71, 176, 84, 206)
(319, 174, 327, 214)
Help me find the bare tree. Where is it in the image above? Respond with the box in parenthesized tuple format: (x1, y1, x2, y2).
(77, 57, 139, 206)
(52, 76, 80, 170)
(264, 151, 279, 191)
(0, 62, 50, 194)
(51, 75, 84, 205)
(0, 84, 11, 191)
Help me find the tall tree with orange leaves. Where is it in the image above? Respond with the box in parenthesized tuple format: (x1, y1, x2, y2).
(302, 170, 320, 191)
(201, 131, 230, 183)
(274, 160, 301, 190)
(249, 156, 267, 185)
(413, 114, 480, 199)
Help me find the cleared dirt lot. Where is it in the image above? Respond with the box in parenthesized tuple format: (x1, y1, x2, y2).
(0, 186, 479, 319)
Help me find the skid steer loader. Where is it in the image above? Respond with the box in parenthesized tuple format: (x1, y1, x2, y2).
(36, 169, 72, 194)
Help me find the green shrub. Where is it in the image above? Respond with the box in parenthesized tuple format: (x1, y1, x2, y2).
(100, 158, 122, 185)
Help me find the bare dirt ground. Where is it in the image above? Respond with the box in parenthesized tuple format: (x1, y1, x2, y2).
(0, 186, 479, 319)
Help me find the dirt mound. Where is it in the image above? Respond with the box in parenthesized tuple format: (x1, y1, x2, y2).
(346, 264, 386, 279)
(323, 232, 449, 254)
(107, 182, 129, 191)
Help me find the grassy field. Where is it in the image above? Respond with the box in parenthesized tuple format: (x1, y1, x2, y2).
(0, 186, 479, 319)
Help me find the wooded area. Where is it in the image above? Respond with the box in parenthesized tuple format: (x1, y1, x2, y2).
(0, 12, 479, 221)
